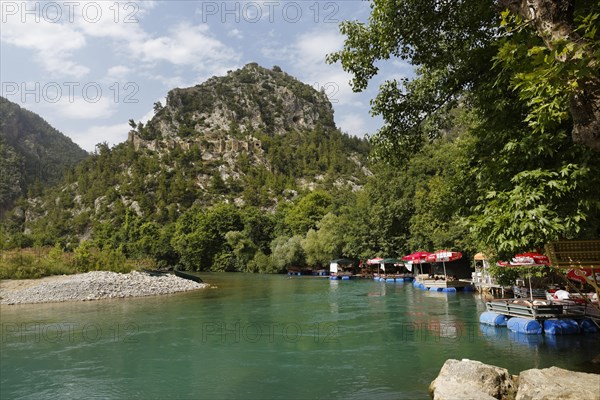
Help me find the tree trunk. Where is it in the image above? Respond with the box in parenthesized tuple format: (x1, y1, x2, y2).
(497, 0, 600, 150)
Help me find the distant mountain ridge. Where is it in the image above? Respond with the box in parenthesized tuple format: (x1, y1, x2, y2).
(0, 97, 88, 212)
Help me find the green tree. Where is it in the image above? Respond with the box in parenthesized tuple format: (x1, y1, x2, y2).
(270, 235, 306, 271)
(302, 213, 344, 267)
(172, 203, 243, 270)
(329, 0, 600, 258)
(225, 230, 257, 270)
(241, 207, 276, 254)
(247, 250, 278, 273)
(284, 191, 333, 235)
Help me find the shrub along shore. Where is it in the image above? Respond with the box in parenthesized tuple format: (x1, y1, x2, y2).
(0, 246, 150, 280)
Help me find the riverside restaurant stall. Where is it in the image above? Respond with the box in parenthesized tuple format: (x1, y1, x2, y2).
(481, 250, 600, 335)
(372, 258, 414, 282)
(329, 259, 358, 280)
(472, 252, 511, 296)
(411, 250, 474, 292)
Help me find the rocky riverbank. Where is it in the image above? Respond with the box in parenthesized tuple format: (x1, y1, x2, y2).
(0, 271, 207, 305)
(430, 359, 600, 400)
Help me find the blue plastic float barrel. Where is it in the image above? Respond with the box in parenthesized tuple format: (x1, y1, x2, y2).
(579, 318, 598, 334)
(479, 311, 509, 326)
(442, 287, 457, 293)
(342, 276, 351, 280)
(395, 279, 404, 284)
(462, 285, 474, 292)
(507, 317, 542, 334)
(543, 319, 579, 335)
(404, 277, 413, 282)
(386, 278, 395, 282)
(329, 276, 338, 280)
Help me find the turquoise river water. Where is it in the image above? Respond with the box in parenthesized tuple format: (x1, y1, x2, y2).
(1, 273, 598, 399)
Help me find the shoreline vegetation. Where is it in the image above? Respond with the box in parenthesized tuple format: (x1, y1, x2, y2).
(0, 246, 153, 280)
(0, 246, 209, 305)
(0, 270, 207, 305)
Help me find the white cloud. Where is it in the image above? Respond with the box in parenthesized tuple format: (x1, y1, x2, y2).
(105, 65, 132, 81)
(1, 16, 89, 78)
(338, 114, 367, 136)
(129, 22, 238, 71)
(73, 122, 130, 151)
(262, 27, 356, 106)
(228, 28, 244, 39)
(141, 73, 192, 90)
(294, 29, 344, 66)
(48, 95, 117, 119)
(73, 1, 148, 44)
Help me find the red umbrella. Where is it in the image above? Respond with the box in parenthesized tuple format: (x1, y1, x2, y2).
(566, 268, 598, 284)
(402, 252, 431, 274)
(497, 252, 550, 300)
(513, 252, 550, 265)
(402, 252, 431, 263)
(367, 257, 384, 265)
(426, 250, 462, 263)
(426, 251, 463, 278)
(496, 252, 550, 267)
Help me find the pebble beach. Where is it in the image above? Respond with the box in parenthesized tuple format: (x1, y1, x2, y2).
(0, 271, 207, 305)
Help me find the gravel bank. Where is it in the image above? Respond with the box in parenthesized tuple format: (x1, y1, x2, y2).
(0, 271, 207, 305)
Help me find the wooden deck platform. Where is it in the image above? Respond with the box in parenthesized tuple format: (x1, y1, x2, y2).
(486, 300, 563, 319)
(486, 299, 600, 322)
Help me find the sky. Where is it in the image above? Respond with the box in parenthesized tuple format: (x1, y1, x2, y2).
(1, 0, 412, 151)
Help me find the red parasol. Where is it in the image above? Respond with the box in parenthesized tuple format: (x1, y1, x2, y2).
(402, 252, 432, 274)
(426, 250, 463, 278)
(566, 268, 599, 284)
(513, 252, 550, 265)
(402, 252, 431, 263)
(497, 252, 551, 300)
(426, 250, 462, 263)
(366, 257, 384, 265)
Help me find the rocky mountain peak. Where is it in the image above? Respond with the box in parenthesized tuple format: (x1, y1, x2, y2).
(135, 63, 336, 147)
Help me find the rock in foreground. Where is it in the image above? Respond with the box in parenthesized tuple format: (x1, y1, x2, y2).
(516, 366, 600, 400)
(429, 359, 517, 400)
(430, 359, 600, 400)
(0, 271, 207, 305)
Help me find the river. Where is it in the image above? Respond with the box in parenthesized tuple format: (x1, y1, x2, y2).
(1, 273, 598, 399)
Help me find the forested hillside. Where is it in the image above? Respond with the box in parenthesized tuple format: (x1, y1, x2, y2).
(1, 64, 372, 274)
(0, 97, 88, 213)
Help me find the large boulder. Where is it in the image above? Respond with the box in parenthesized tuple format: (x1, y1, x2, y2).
(516, 366, 600, 400)
(429, 359, 517, 400)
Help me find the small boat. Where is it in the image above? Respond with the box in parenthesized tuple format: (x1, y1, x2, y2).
(174, 270, 203, 283)
(142, 269, 169, 277)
